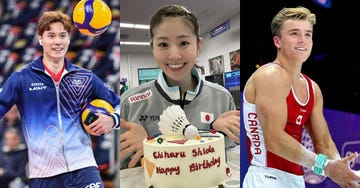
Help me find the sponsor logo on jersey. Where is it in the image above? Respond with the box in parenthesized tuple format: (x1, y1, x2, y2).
(139, 115, 160, 122)
(129, 90, 152, 103)
(29, 82, 47, 91)
(71, 79, 83, 87)
(85, 182, 102, 188)
(264, 174, 277, 180)
(300, 108, 307, 112)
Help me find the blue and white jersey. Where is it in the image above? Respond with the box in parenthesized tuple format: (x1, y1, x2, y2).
(0, 56, 120, 178)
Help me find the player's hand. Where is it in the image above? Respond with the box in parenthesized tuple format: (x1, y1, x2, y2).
(325, 152, 360, 188)
(119, 119, 148, 168)
(211, 110, 240, 143)
(353, 170, 360, 185)
(87, 113, 114, 135)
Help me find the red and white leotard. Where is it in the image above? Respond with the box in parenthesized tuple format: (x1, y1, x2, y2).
(243, 64, 314, 175)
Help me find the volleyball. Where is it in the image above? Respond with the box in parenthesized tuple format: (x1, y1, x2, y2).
(80, 99, 114, 135)
(72, 0, 112, 36)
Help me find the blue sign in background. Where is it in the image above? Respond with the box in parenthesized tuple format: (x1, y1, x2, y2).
(240, 92, 360, 188)
(210, 20, 230, 38)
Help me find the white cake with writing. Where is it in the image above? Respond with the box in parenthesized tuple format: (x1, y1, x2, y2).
(141, 131, 226, 188)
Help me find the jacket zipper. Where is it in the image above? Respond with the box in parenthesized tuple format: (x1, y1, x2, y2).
(51, 71, 70, 171)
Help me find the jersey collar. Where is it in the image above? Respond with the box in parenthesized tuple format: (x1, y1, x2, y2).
(156, 68, 202, 101)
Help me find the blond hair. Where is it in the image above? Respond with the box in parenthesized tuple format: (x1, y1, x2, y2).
(271, 6, 316, 37)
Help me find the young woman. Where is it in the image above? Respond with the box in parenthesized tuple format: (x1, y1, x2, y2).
(120, 4, 240, 169)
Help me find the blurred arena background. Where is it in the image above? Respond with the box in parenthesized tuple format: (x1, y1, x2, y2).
(0, 0, 120, 187)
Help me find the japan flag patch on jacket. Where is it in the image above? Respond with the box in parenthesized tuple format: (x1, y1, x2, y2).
(200, 112, 214, 123)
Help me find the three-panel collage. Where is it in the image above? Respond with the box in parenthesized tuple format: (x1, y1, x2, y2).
(0, 0, 359, 188)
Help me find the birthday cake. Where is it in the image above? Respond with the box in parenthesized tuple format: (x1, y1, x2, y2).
(142, 131, 227, 188)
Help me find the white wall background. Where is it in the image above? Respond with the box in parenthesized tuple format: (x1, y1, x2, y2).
(120, 12, 240, 89)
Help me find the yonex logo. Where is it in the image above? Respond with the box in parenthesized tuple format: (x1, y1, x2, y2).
(139, 116, 148, 122)
(139, 115, 159, 122)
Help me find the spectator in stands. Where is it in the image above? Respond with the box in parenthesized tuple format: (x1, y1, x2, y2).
(0, 127, 28, 188)
(0, 105, 24, 147)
